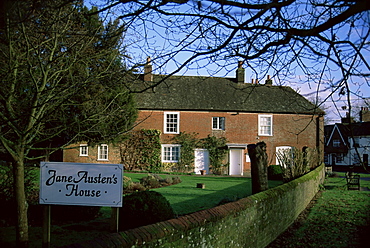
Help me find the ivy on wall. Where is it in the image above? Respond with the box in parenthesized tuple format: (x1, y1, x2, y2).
(201, 135, 228, 175)
(173, 132, 199, 172)
(120, 130, 228, 174)
(119, 129, 161, 172)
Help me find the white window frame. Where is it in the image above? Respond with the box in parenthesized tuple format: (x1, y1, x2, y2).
(212, 117, 225, 130)
(164, 112, 180, 134)
(258, 115, 273, 136)
(98, 144, 109, 161)
(79, 144, 88, 156)
(162, 144, 181, 163)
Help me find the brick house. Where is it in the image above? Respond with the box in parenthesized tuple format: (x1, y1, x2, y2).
(64, 60, 324, 175)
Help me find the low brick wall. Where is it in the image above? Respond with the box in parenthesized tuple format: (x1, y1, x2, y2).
(62, 164, 325, 248)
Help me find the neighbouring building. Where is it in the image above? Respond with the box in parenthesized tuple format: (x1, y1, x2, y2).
(324, 108, 370, 169)
(64, 59, 325, 175)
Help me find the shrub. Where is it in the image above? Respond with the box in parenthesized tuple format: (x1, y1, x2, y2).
(268, 165, 283, 180)
(140, 174, 161, 188)
(126, 182, 146, 193)
(51, 205, 102, 223)
(172, 176, 182, 184)
(123, 176, 133, 189)
(119, 191, 175, 231)
(161, 177, 173, 185)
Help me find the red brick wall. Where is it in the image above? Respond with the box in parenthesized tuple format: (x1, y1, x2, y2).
(136, 110, 324, 172)
(63, 110, 323, 172)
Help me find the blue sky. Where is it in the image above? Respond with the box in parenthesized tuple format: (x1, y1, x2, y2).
(88, 0, 370, 124)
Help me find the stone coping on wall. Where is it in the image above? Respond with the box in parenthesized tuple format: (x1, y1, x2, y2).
(60, 164, 325, 248)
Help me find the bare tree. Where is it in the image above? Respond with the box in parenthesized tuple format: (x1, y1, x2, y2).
(0, 1, 136, 246)
(97, 0, 369, 117)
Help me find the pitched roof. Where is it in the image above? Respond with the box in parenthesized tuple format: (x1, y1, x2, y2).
(328, 122, 370, 137)
(135, 75, 324, 115)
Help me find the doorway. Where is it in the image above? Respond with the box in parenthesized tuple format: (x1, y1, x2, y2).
(229, 148, 243, 175)
(194, 149, 209, 174)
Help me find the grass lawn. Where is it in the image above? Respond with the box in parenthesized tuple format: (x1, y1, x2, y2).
(268, 172, 370, 248)
(150, 174, 282, 215)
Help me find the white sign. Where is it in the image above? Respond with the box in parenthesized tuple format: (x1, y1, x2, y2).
(39, 162, 123, 207)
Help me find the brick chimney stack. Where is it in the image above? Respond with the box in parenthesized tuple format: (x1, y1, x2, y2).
(236, 61, 245, 83)
(144, 57, 153, 82)
(360, 107, 370, 122)
(265, 75, 273, 85)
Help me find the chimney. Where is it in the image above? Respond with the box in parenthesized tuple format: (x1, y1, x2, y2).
(265, 75, 273, 85)
(236, 61, 245, 83)
(144, 57, 153, 82)
(360, 107, 370, 122)
(341, 112, 354, 124)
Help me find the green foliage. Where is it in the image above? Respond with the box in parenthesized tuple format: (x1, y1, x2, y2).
(140, 174, 161, 188)
(51, 205, 102, 223)
(0, 164, 39, 225)
(119, 191, 175, 231)
(123, 176, 133, 189)
(268, 165, 283, 180)
(201, 135, 228, 175)
(120, 129, 161, 172)
(173, 132, 199, 173)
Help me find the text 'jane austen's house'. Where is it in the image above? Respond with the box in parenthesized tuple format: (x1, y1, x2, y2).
(63, 60, 325, 175)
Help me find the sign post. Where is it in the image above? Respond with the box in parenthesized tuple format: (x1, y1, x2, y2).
(39, 162, 123, 247)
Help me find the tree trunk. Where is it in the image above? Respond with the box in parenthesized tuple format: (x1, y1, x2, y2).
(12, 160, 29, 248)
(247, 141, 269, 194)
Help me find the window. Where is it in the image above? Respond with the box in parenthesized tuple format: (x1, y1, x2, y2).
(162, 145, 180, 163)
(98, 144, 108, 161)
(79, 144, 88, 156)
(258, 115, 273, 136)
(164, 112, 179, 134)
(336, 153, 344, 163)
(333, 139, 340, 147)
(212, 117, 225, 130)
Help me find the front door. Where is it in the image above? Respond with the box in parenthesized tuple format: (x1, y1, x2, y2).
(194, 149, 209, 174)
(229, 149, 243, 175)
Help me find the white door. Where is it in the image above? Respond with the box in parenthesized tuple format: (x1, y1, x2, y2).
(229, 149, 243, 175)
(194, 149, 209, 174)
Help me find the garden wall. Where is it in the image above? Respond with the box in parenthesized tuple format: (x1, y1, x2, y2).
(63, 164, 325, 248)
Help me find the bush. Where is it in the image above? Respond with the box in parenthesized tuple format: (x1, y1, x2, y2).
(51, 205, 101, 223)
(140, 174, 161, 188)
(119, 191, 175, 231)
(123, 176, 133, 189)
(172, 176, 182, 185)
(268, 165, 283, 180)
(125, 182, 146, 193)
